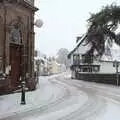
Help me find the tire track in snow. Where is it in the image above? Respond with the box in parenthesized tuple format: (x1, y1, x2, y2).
(68, 78, 120, 105)
(55, 77, 107, 120)
(1, 77, 71, 120)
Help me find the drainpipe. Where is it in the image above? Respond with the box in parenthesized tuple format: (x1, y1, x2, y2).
(3, 1, 7, 73)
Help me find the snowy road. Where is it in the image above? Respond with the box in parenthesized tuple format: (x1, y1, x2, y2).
(1, 72, 120, 120)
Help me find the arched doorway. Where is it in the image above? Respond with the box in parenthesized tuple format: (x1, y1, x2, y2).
(10, 44, 22, 90)
(9, 20, 24, 90)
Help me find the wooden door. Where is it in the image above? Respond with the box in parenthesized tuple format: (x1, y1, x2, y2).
(10, 45, 21, 89)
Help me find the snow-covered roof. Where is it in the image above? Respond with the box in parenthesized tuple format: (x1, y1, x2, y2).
(68, 34, 120, 62)
(34, 56, 49, 64)
(68, 34, 87, 58)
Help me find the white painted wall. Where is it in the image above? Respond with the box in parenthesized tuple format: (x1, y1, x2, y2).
(99, 61, 120, 73)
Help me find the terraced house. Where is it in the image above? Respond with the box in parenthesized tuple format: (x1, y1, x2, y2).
(0, 0, 38, 93)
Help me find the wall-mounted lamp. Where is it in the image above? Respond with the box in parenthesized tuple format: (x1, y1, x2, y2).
(34, 19, 43, 28)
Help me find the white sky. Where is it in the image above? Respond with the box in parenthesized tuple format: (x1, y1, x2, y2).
(35, 0, 120, 56)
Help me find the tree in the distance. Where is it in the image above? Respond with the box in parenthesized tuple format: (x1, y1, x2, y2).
(56, 48, 70, 68)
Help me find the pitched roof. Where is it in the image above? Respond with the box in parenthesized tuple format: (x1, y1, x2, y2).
(68, 34, 87, 58)
(68, 33, 120, 62)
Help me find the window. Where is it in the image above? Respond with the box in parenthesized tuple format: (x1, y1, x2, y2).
(82, 67, 92, 72)
(9, 24, 22, 44)
(80, 65, 100, 73)
(82, 54, 93, 64)
(93, 66, 100, 72)
(73, 54, 80, 65)
(82, 68, 88, 72)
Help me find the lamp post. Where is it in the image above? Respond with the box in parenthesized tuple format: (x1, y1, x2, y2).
(20, 18, 43, 105)
(19, 75, 26, 105)
(34, 19, 43, 28)
(33, 19, 43, 81)
(113, 60, 119, 86)
(21, 80, 26, 105)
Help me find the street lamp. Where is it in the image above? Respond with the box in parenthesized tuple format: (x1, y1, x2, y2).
(34, 19, 43, 28)
(33, 19, 43, 81)
(20, 18, 43, 105)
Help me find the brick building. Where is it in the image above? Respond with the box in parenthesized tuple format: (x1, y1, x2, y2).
(0, 0, 38, 93)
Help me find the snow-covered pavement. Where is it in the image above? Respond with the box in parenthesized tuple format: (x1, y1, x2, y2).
(1, 72, 120, 120)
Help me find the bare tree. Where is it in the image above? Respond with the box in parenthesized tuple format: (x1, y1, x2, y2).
(56, 48, 70, 68)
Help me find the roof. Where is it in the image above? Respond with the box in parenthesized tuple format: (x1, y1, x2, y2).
(68, 34, 120, 62)
(68, 34, 87, 58)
